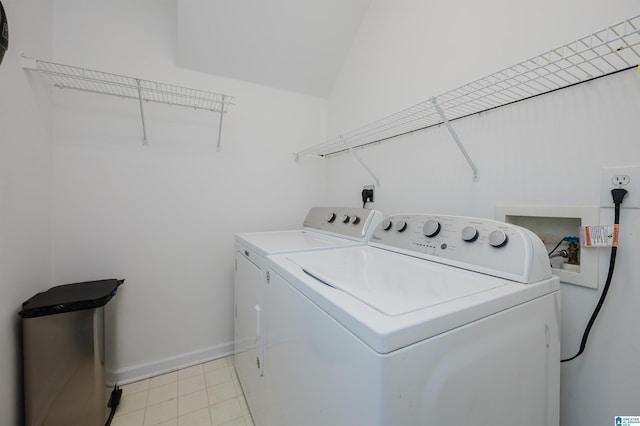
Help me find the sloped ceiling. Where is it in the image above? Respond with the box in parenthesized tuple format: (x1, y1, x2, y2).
(177, 0, 372, 98)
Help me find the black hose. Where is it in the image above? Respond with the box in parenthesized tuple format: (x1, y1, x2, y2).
(561, 189, 626, 362)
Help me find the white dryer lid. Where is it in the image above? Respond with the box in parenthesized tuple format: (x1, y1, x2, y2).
(235, 230, 361, 257)
(289, 246, 506, 316)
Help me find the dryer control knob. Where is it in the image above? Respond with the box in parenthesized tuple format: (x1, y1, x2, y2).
(326, 213, 336, 223)
(396, 220, 408, 232)
(423, 219, 441, 238)
(381, 219, 393, 231)
(461, 226, 479, 242)
(341, 215, 350, 223)
(350, 215, 360, 225)
(488, 230, 509, 247)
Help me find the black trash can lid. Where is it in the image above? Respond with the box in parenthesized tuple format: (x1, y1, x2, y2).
(19, 279, 124, 318)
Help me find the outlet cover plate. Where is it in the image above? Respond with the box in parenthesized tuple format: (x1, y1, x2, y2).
(601, 166, 640, 209)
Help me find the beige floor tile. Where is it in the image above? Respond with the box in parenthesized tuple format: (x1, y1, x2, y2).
(153, 418, 178, 426)
(178, 407, 213, 426)
(147, 381, 178, 406)
(205, 367, 233, 387)
(149, 371, 178, 388)
(122, 379, 150, 395)
(210, 398, 243, 425)
(178, 389, 209, 417)
(178, 364, 204, 380)
(179, 374, 207, 396)
(118, 356, 253, 426)
(144, 399, 177, 426)
(114, 389, 149, 417)
(203, 358, 228, 372)
(237, 395, 249, 415)
(219, 417, 247, 426)
(110, 408, 145, 426)
(207, 381, 237, 405)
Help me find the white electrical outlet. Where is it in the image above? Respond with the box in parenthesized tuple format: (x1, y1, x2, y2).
(601, 166, 640, 208)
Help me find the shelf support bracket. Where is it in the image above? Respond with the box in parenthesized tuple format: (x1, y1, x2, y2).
(340, 136, 380, 187)
(217, 98, 226, 152)
(431, 97, 479, 182)
(136, 79, 148, 145)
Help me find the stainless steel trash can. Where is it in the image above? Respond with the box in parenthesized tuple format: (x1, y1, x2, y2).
(19, 279, 123, 426)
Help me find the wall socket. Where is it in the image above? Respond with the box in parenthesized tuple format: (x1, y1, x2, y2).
(600, 166, 640, 208)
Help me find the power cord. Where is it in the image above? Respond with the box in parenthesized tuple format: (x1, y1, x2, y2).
(361, 188, 374, 208)
(105, 384, 122, 425)
(561, 188, 628, 362)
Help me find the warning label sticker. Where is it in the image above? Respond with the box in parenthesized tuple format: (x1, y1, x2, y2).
(581, 224, 619, 247)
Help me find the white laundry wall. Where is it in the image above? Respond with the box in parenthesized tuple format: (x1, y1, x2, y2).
(49, 0, 328, 383)
(323, 1, 640, 425)
(0, 0, 53, 424)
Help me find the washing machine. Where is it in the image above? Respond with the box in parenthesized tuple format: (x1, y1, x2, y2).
(265, 214, 560, 426)
(233, 207, 383, 424)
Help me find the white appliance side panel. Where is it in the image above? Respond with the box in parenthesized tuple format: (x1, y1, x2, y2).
(233, 252, 266, 422)
(265, 269, 383, 426)
(382, 291, 560, 425)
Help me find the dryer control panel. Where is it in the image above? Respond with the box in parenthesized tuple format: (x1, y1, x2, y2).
(370, 214, 552, 283)
(303, 207, 383, 241)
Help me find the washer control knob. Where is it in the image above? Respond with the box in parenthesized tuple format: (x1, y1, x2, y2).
(396, 220, 408, 232)
(350, 215, 361, 225)
(381, 219, 393, 231)
(341, 215, 350, 223)
(326, 213, 336, 223)
(488, 230, 509, 247)
(461, 226, 479, 242)
(422, 219, 441, 238)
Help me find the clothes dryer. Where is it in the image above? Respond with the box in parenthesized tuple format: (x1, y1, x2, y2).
(233, 207, 382, 424)
(265, 214, 560, 426)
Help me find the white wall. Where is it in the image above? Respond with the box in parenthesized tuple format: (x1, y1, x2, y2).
(50, 0, 328, 383)
(0, 0, 53, 423)
(325, 1, 640, 425)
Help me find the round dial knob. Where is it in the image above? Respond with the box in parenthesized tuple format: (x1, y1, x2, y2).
(326, 213, 336, 223)
(381, 219, 392, 231)
(461, 226, 479, 242)
(422, 219, 441, 238)
(350, 216, 361, 225)
(488, 230, 509, 247)
(341, 215, 350, 223)
(395, 220, 408, 232)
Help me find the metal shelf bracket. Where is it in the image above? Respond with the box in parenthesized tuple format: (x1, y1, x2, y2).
(431, 97, 479, 182)
(340, 135, 380, 187)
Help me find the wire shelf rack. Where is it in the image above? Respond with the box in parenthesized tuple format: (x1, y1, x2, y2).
(296, 14, 640, 163)
(23, 57, 235, 148)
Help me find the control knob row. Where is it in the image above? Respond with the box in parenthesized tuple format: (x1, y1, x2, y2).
(380, 219, 509, 248)
(326, 213, 360, 225)
(381, 219, 407, 232)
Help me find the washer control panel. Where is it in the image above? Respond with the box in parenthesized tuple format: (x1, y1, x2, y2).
(303, 207, 383, 241)
(370, 214, 552, 283)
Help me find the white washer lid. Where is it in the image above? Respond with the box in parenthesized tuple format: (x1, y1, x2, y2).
(289, 246, 506, 316)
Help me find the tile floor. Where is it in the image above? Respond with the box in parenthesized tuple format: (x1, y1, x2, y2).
(110, 355, 253, 426)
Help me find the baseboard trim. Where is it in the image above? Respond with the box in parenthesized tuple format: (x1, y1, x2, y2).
(106, 341, 234, 386)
